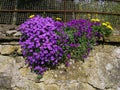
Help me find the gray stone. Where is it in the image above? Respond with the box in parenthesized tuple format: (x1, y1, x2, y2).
(112, 48, 120, 59)
(13, 32, 21, 37)
(0, 42, 19, 45)
(6, 30, 17, 36)
(0, 55, 15, 76)
(113, 30, 120, 36)
(0, 32, 6, 37)
(105, 63, 113, 71)
(2, 25, 17, 31)
(0, 75, 12, 89)
(82, 45, 120, 90)
(45, 84, 59, 90)
(0, 44, 120, 90)
(17, 46, 22, 55)
(0, 55, 15, 90)
(0, 55, 40, 90)
(0, 45, 19, 55)
(0, 27, 3, 31)
(117, 87, 120, 90)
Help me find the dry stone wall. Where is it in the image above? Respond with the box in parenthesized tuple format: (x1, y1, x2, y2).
(0, 24, 120, 90)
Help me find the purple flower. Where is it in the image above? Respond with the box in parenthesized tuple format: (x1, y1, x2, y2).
(18, 15, 65, 75)
(65, 61, 70, 67)
(67, 54, 71, 59)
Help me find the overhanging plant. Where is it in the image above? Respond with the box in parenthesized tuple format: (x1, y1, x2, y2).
(18, 15, 65, 75)
(18, 15, 113, 76)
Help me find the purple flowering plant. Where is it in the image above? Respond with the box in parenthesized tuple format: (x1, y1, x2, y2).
(19, 15, 65, 75)
(18, 15, 112, 76)
(63, 19, 101, 60)
(63, 18, 113, 61)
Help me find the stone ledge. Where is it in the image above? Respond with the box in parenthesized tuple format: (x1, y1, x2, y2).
(0, 45, 120, 90)
(104, 35, 120, 43)
(0, 45, 22, 55)
(0, 35, 120, 43)
(0, 36, 19, 41)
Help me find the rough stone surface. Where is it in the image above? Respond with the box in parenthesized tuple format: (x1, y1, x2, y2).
(0, 75, 12, 90)
(0, 24, 18, 37)
(0, 45, 119, 90)
(0, 24, 120, 90)
(84, 45, 120, 90)
(0, 45, 21, 55)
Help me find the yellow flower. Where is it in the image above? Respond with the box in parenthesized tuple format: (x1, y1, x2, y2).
(102, 22, 113, 30)
(29, 15, 35, 18)
(107, 25, 113, 30)
(91, 19, 95, 21)
(56, 17, 62, 21)
(105, 22, 111, 25)
(102, 22, 107, 26)
(91, 18, 100, 22)
(95, 18, 100, 22)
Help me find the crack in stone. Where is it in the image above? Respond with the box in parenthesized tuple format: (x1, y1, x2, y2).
(87, 82, 104, 90)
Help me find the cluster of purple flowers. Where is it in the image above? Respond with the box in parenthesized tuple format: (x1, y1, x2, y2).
(66, 19, 100, 39)
(65, 19, 101, 59)
(19, 15, 64, 74)
(18, 15, 103, 75)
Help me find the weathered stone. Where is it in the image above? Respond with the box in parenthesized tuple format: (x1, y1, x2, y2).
(45, 84, 59, 90)
(0, 42, 120, 90)
(0, 45, 2, 53)
(0, 75, 12, 90)
(0, 55, 15, 90)
(82, 45, 120, 90)
(40, 70, 55, 84)
(59, 82, 81, 90)
(0, 55, 38, 90)
(105, 36, 120, 42)
(15, 56, 24, 63)
(0, 45, 19, 55)
(0, 23, 119, 90)
(6, 30, 17, 36)
(0, 55, 15, 76)
(0, 42, 19, 45)
(19, 67, 31, 77)
(17, 46, 22, 55)
(13, 32, 21, 37)
(1, 25, 17, 31)
(117, 87, 120, 90)
(0, 27, 3, 31)
(54, 60, 87, 82)
(0, 25, 18, 38)
(112, 48, 120, 59)
(0, 32, 6, 37)
(113, 30, 120, 36)
(81, 83, 96, 90)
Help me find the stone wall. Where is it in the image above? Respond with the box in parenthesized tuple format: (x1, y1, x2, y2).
(0, 24, 120, 90)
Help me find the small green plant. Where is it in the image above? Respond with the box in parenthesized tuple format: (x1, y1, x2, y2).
(37, 75, 43, 80)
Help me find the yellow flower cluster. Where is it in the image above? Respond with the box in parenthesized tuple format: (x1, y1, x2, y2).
(102, 22, 113, 30)
(29, 15, 35, 18)
(56, 17, 62, 21)
(91, 18, 100, 22)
